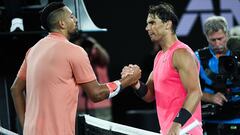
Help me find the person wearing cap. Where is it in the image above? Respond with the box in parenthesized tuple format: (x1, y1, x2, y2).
(10, 2, 141, 135)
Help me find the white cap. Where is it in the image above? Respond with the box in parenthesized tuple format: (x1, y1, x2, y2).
(10, 18, 24, 32)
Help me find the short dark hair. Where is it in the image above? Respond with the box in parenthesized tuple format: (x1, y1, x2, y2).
(40, 2, 65, 31)
(148, 2, 178, 33)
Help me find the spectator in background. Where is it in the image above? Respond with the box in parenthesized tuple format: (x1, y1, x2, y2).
(71, 33, 112, 121)
(195, 16, 240, 135)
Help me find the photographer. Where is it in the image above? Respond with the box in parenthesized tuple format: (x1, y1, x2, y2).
(195, 16, 240, 135)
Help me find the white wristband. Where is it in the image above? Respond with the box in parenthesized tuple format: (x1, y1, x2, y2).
(108, 80, 121, 99)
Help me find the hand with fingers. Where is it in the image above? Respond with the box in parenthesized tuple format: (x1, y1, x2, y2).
(121, 64, 141, 87)
(211, 92, 228, 106)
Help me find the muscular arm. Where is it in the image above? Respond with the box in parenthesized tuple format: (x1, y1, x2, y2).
(167, 48, 203, 133)
(10, 77, 26, 127)
(173, 48, 202, 114)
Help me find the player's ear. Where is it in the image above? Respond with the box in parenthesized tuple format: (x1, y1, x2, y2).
(166, 20, 172, 31)
(58, 20, 66, 29)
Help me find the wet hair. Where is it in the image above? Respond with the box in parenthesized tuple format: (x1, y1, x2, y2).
(203, 16, 229, 36)
(148, 2, 178, 33)
(40, 2, 65, 31)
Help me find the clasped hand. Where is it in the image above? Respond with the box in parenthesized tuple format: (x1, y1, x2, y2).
(121, 64, 141, 87)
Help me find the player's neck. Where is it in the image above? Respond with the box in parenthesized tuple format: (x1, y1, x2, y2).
(161, 35, 178, 52)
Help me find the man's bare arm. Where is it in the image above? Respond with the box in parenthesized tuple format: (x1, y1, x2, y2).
(11, 77, 26, 127)
(81, 65, 141, 102)
(173, 48, 202, 114)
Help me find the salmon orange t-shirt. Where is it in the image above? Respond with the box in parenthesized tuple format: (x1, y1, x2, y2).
(153, 40, 202, 135)
(17, 33, 96, 135)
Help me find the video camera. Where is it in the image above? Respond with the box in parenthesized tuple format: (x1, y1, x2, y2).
(202, 36, 240, 120)
(218, 36, 240, 87)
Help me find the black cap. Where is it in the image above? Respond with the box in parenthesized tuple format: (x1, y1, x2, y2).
(40, 2, 65, 31)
